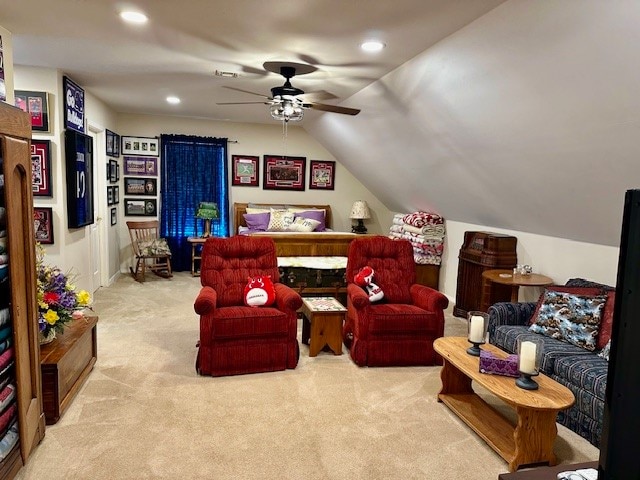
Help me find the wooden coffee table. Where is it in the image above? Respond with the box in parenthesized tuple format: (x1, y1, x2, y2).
(433, 337, 575, 472)
(299, 297, 346, 357)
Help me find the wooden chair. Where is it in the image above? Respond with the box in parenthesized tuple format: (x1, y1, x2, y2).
(126, 220, 172, 282)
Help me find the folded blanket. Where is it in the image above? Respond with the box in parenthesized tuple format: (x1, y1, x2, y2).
(403, 211, 444, 227)
(403, 223, 446, 237)
(0, 384, 15, 413)
(0, 420, 18, 461)
(414, 254, 442, 265)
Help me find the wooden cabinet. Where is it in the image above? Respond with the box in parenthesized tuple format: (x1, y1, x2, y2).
(453, 231, 517, 318)
(415, 264, 440, 290)
(0, 102, 45, 480)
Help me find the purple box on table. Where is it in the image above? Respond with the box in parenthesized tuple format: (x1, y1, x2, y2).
(479, 350, 519, 377)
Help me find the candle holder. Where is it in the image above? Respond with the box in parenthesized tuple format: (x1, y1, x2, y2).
(516, 337, 543, 390)
(467, 311, 489, 356)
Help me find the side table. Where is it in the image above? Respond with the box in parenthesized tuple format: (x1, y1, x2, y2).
(40, 315, 98, 425)
(299, 297, 346, 356)
(481, 269, 553, 311)
(187, 237, 207, 276)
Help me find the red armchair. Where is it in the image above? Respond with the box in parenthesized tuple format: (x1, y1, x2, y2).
(194, 236, 302, 376)
(344, 236, 449, 367)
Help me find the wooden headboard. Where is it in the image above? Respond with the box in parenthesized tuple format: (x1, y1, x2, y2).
(233, 202, 333, 232)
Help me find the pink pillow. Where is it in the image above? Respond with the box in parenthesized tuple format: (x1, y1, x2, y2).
(295, 210, 325, 231)
(243, 212, 270, 231)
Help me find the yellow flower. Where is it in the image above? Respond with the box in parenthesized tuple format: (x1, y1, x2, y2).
(44, 309, 59, 325)
(65, 282, 76, 292)
(76, 290, 91, 306)
(38, 300, 49, 310)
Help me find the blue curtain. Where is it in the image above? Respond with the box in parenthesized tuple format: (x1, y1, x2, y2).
(160, 134, 229, 271)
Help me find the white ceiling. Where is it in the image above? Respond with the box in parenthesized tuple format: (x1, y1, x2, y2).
(2, 0, 505, 124)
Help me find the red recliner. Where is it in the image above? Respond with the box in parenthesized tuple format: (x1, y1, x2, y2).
(344, 236, 449, 367)
(194, 236, 302, 376)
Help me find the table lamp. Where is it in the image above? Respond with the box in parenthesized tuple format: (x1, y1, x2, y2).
(349, 200, 371, 234)
(196, 202, 219, 238)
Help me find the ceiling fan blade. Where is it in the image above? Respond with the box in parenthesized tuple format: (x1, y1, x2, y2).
(222, 86, 271, 99)
(297, 90, 338, 102)
(216, 101, 272, 105)
(307, 103, 361, 116)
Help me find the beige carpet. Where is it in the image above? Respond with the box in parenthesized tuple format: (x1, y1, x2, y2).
(16, 272, 598, 479)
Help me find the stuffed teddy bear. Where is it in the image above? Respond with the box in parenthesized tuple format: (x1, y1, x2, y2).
(354, 266, 384, 303)
(244, 275, 276, 307)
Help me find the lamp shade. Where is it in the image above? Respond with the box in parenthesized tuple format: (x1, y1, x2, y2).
(349, 201, 371, 220)
(196, 202, 219, 219)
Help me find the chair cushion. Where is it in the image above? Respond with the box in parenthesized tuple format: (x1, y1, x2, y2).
(364, 304, 437, 336)
(138, 238, 171, 256)
(209, 306, 290, 338)
(529, 290, 607, 351)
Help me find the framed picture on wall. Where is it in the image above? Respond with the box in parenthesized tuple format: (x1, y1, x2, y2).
(263, 155, 306, 191)
(125, 198, 157, 216)
(124, 177, 157, 196)
(31, 139, 52, 196)
(107, 186, 114, 205)
(15, 90, 50, 132)
(113, 185, 120, 204)
(63, 76, 85, 133)
(34, 207, 54, 244)
(309, 160, 336, 190)
(121, 136, 159, 157)
(123, 156, 157, 176)
(110, 207, 117, 226)
(232, 155, 259, 186)
(108, 159, 119, 183)
(106, 129, 120, 157)
(64, 129, 94, 228)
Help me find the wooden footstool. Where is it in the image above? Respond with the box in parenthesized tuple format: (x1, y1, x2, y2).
(300, 297, 346, 357)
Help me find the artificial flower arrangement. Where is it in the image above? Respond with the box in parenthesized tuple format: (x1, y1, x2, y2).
(36, 244, 92, 340)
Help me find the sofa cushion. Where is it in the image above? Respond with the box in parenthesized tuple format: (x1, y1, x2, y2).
(493, 325, 593, 373)
(596, 290, 615, 350)
(362, 304, 437, 336)
(529, 291, 607, 351)
(529, 286, 601, 326)
(552, 353, 608, 402)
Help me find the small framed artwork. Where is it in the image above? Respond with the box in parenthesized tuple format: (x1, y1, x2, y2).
(106, 129, 120, 157)
(232, 155, 259, 187)
(63, 76, 85, 133)
(123, 156, 157, 176)
(65, 129, 94, 228)
(110, 207, 117, 226)
(113, 185, 120, 204)
(31, 139, 52, 196)
(108, 159, 119, 183)
(15, 90, 50, 132)
(121, 136, 159, 157)
(34, 207, 54, 244)
(125, 198, 157, 216)
(107, 186, 115, 205)
(309, 160, 336, 190)
(125, 177, 157, 196)
(263, 155, 306, 191)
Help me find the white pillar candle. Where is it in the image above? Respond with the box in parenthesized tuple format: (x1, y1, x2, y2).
(519, 341, 537, 374)
(469, 315, 485, 343)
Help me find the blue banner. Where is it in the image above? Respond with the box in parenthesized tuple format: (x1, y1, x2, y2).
(64, 76, 85, 133)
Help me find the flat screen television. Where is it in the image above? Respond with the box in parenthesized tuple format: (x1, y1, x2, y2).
(598, 189, 640, 479)
(64, 129, 94, 228)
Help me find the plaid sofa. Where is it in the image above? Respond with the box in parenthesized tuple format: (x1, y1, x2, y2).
(487, 278, 613, 447)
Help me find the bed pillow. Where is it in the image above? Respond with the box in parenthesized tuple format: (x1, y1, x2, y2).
(243, 212, 270, 231)
(529, 286, 601, 325)
(267, 209, 295, 231)
(287, 217, 321, 232)
(529, 291, 607, 351)
(294, 210, 326, 232)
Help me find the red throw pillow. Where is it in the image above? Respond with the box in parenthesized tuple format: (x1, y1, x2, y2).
(244, 276, 276, 307)
(529, 286, 601, 325)
(597, 290, 615, 350)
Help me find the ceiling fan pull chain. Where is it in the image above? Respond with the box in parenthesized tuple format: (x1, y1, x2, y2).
(281, 119, 288, 159)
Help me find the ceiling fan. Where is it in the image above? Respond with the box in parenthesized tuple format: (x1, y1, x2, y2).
(217, 61, 361, 122)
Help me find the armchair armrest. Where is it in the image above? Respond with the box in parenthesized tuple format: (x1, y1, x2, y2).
(274, 283, 303, 312)
(194, 286, 217, 315)
(409, 284, 449, 312)
(347, 283, 370, 309)
(487, 302, 536, 342)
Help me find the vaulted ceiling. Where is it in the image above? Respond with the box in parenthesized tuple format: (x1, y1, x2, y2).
(4, 1, 639, 246)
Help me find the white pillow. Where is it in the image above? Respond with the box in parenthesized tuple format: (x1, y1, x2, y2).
(246, 207, 271, 214)
(287, 217, 321, 232)
(267, 208, 295, 231)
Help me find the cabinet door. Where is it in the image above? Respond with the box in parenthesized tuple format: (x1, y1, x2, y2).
(3, 133, 45, 460)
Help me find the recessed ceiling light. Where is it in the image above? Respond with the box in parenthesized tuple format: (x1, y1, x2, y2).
(166, 96, 180, 105)
(119, 11, 148, 24)
(360, 40, 385, 52)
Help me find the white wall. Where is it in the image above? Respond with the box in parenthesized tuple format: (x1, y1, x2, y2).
(438, 220, 620, 304)
(116, 113, 392, 271)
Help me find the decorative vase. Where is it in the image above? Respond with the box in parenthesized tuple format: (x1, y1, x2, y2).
(39, 329, 57, 345)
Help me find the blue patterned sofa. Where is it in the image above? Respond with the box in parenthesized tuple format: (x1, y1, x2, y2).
(487, 278, 614, 447)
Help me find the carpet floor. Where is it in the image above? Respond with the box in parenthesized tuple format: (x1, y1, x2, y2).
(16, 272, 598, 479)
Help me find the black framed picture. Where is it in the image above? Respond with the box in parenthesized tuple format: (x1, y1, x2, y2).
(113, 185, 120, 204)
(34, 207, 54, 244)
(123, 156, 157, 176)
(125, 198, 157, 216)
(15, 90, 50, 132)
(108, 159, 119, 183)
(121, 136, 159, 157)
(124, 177, 157, 196)
(232, 155, 259, 186)
(309, 160, 336, 190)
(65, 129, 94, 228)
(107, 186, 114, 205)
(63, 76, 85, 133)
(110, 207, 117, 226)
(106, 129, 120, 157)
(31, 139, 52, 196)
(263, 155, 306, 191)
